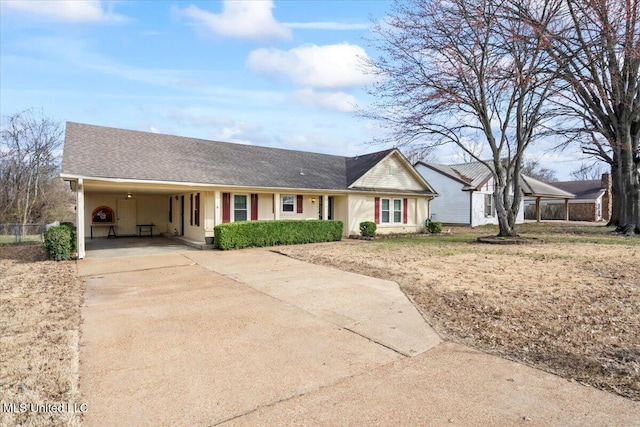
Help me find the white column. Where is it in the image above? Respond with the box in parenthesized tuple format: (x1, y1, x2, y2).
(323, 194, 329, 220)
(274, 193, 280, 220)
(214, 191, 222, 226)
(76, 178, 85, 259)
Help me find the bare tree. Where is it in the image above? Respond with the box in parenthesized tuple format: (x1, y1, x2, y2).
(521, 159, 558, 182)
(518, 0, 640, 233)
(0, 110, 69, 225)
(364, 0, 559, 236)
(571, 160, 608, 181)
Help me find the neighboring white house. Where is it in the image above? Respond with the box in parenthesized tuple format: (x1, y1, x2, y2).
(415, 161, 574, 226)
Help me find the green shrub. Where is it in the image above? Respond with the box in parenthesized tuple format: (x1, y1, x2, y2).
(427, 221, 443, 234)
(43, 226, 73, 260)
(59, 222, 77, 252)
(359, 221, 377, 237)
(214, 220, 343, 250)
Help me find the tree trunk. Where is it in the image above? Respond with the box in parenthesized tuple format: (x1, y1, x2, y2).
(613, 130, 640, 234)
(494, 163, 519, 237)
(606, 158, 621, 227)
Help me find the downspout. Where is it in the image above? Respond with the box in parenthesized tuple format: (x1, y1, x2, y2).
(76, 178, 85, 259)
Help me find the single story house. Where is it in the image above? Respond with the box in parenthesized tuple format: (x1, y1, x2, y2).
(524, 174, 611, 222)
(61, 122, 437, 258)
(414, 161, 574, 226)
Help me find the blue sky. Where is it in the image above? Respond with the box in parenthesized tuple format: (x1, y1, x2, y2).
(0, 0, 583, 179)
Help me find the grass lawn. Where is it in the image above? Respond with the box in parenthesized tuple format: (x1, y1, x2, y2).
(278, 222, 640, 400)
(0, 244, 84, 426)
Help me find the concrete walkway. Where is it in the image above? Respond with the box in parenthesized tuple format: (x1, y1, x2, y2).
(77, 249, 639, 426)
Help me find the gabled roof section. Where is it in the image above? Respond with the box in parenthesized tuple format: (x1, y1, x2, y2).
(61, 122, 435, 194)
(346, 149, 395, 186)
(550, 180, 605, 201)
(521, 175, 575, 199)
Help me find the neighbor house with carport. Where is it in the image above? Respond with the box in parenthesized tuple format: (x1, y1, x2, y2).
(61, 123, 437, 259)
(414, 161, 574, 226)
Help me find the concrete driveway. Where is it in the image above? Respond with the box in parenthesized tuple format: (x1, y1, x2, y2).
(77, 249, 639, 426)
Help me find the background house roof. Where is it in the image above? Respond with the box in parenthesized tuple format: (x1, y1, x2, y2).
(550, 180, 605, 201)
(62, 122, 431, 193)
(417, 160, 575, 198)
(520, 175, 575, 199)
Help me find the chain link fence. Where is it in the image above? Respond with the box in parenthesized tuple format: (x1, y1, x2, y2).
(0, 224, 46, 244)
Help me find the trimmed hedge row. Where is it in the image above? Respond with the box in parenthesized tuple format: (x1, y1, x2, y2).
(214, 220, 343, 250)
(43, 223, 77, 261)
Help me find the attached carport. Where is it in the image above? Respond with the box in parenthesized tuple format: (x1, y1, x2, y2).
(64, 176, 209, 259)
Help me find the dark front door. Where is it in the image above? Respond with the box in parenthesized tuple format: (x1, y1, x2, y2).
(328, 196, 334, 220)
(180, 195, 185, 236)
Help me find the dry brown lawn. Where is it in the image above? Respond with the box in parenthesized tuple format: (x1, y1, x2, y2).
(0, 244, 84, 427)
(277, 223, 640, 401)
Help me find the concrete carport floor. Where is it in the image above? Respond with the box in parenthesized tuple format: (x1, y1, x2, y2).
(77, 249, 639, 426)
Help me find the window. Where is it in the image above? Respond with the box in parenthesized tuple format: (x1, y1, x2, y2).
(168, 197, 173, 223)
(484, 194, 493, 217)
(282, 195, 295, 213)
(194, 193, 200, 227)
(234, 195, 248, 222)
(381, 198, 402, 224)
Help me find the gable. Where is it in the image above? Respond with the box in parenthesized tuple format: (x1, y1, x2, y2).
(350, 153, 427, 192)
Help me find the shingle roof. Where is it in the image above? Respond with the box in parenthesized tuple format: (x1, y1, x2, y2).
(550, 180, 605, 201)
(62, 122, 428, 193)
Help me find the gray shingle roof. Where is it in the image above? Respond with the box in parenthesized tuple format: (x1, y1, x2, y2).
(550, 180, 605, 201)
(62, 122, 428, 192)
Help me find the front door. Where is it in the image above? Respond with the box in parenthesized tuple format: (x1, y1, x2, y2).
(328, 196, 334, 220)
(117, 199, 137, 236)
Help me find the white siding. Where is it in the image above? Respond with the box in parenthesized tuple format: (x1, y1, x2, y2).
(352, 155, 425, 191)
(415, 164, 470, 224)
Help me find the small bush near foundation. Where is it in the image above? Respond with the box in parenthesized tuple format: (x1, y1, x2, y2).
(43, 226, 73, 261)
(214, 220, 343, 250)
(427, 221, 443, 234)
(359, 221, 377, 237)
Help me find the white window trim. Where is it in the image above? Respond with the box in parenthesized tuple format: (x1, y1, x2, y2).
(281, 195, 296, 214)
(232, 193, 250, 222)
(484, 193, 494, 217)
(380, 197, 403, 224)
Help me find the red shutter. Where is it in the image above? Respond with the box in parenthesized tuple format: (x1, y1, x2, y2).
(251, 194, 258, 220)
(403, 198, 408, 224)
(296, 195, 303, 213)
(190, 194, 193, 225)
(222, 193, 231, 223)
(374, 197, 380, 224)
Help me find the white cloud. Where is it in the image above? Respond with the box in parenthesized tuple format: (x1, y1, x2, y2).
(178, 1, 291, 41)
(283, 22, 369, 31)
(246, 43, 376, 89)
(2, 0, 126, 23)
(290, 89, 357, 113)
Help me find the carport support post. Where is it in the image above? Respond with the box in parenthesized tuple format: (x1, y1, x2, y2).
(323, 194, 329, 220)
(76, 178, 86, 259)
(564, 198, 570, 221)
(535, 197, 541, 223)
